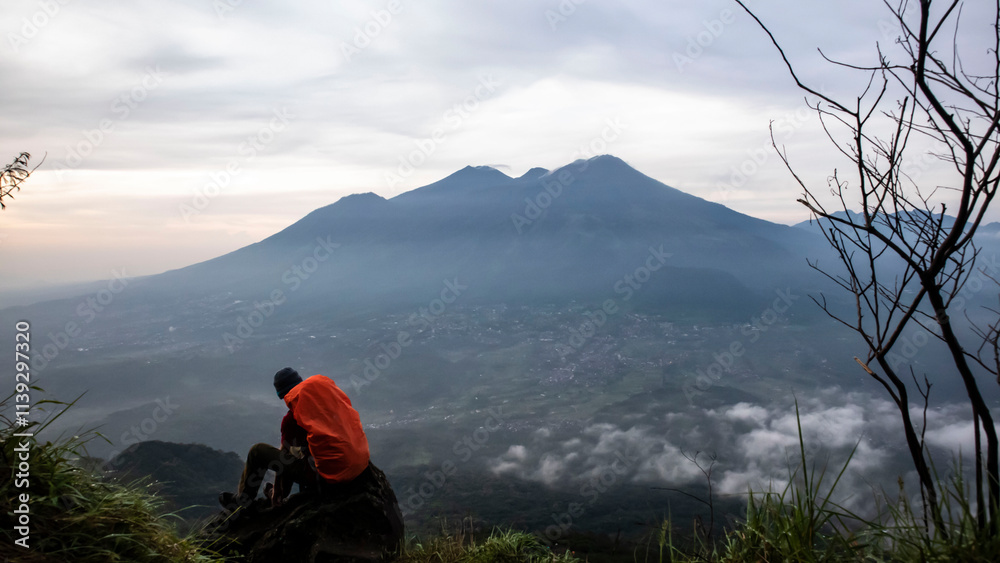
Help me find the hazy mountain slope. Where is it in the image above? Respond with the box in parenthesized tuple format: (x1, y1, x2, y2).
(126, 155, 828, 321)
(0, 155, 848, 453)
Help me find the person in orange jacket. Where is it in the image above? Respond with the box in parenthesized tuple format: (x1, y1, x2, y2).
(220, 367, 371, 510)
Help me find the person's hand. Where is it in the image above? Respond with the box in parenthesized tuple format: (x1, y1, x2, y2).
(269, 484, 283, 508)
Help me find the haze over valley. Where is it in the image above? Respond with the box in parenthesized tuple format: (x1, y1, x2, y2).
(4, 155, 993, 535)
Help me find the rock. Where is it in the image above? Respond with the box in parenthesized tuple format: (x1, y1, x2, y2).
(201, 463, 404, 562)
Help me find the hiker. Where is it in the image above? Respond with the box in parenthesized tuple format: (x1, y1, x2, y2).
(220, 367, 371, 510)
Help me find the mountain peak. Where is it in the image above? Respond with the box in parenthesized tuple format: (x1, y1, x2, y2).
(518, 167, 549, 180)
(449, 165, 512, 182)
(579, 154, 631, 169)
(393, 164, 514, 201)
(545, 154, 645, 185)
(333, 192, 386, 207)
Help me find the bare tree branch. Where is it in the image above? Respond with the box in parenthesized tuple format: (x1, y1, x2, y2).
(737, 0, 1000, 534)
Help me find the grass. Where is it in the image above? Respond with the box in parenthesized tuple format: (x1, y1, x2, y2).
(401, 519, 582, 563)
(870, 468, 1000, 562)
(643, 402, 1000, 562)
(0, 390, 226, 563)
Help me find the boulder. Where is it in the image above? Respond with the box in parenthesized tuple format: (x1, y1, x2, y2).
(201, 463, 404, 562)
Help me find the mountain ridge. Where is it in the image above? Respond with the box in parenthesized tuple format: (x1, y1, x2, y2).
(3, 155, 836, 320)
(4, 155, 839, 331)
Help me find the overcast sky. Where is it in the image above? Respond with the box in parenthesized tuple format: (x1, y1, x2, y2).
(0, 0, 994, 286)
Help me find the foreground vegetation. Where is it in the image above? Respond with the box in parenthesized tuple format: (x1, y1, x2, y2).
(405, 411, 1000, 563)
(655, 444, 1000, 562)
(401, 524, 582, 563)
(3, 395, 998, 562)
(0, 394, 223, 563)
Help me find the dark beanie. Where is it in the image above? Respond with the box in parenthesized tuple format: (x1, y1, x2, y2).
(274, 367, 303, 399)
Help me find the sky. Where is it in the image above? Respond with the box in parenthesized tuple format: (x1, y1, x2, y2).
(0, 0, 994, 287)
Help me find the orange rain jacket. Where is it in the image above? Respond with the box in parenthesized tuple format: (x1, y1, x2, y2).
(282, 374, 370, 483)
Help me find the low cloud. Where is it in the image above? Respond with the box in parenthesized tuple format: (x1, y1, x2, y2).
(488, 388, 997, 514)
(492, 422, 702, 487)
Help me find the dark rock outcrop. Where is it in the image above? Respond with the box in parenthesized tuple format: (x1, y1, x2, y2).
(104, 440, 244, 523)
(201, 463, 404, 562)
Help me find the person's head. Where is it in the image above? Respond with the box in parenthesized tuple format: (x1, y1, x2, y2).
(273, 367, 303, 399)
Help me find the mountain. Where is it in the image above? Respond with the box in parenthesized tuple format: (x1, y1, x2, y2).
(127, 155, 829, 321)
(3, 154, 854, 461)
(793, 210, 1000, 294)
(3, 154, 842, 409)
(795, 210, 1000, 241)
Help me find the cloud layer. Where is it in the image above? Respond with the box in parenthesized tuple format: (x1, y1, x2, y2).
(488, 389, 995, 514)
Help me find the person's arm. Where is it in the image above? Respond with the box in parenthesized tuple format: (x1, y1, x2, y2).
(270, 477, 285, 507)
(280, 411, 294, 449)
(271, 412, 298, 506)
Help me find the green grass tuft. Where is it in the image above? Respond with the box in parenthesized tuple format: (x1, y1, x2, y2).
(0, 391, 226, 563)
(402, 519, 580, 563)
(647, 402, 1000, 562)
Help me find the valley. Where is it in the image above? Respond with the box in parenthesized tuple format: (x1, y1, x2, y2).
(1, 156, 990, 540)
